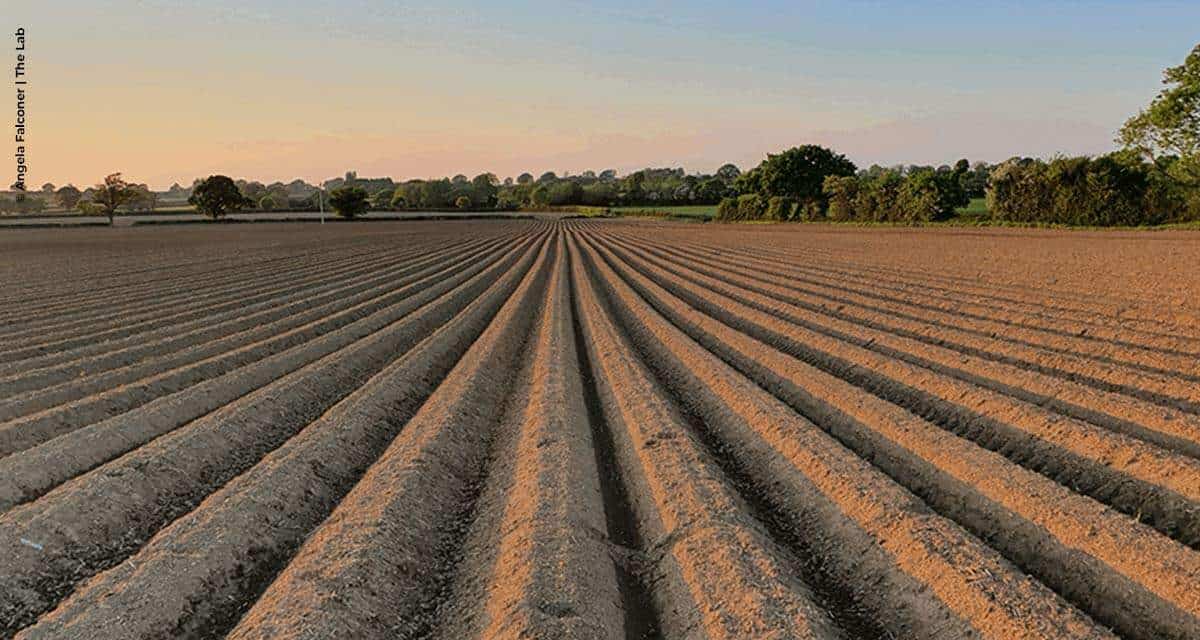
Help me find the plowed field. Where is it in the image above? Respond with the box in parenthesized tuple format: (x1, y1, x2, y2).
(2, 219, 1199, 640)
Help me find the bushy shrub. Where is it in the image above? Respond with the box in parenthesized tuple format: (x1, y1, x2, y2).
(766, 196, 798, 221)
(715, 194, 768, 221)
(986, 154, 1187, 226)
(856, 171, 904, 222)
(329, 186, 370, 218)
(797, 200, 825, 221)
(823, 176, 858, 221)
(736, 194, 767, 220)
(895, 170, 947, 221)
(716, 197, 738, 221)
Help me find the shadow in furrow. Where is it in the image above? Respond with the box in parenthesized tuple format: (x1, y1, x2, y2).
(578, 235, 888, 640)
(568, 251, 664, 640)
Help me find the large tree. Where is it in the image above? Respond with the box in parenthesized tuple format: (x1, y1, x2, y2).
(1120, 43, 1200, 187)
(1121, 43, 1200, 159)
(329, 186, 370, 218)
(752, 145, 857, 203)
(91, 173, 136, 225)
(189, 175, 253, 219)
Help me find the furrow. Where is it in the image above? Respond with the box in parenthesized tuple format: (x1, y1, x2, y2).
(657, 236, 1200, 381)
(574, 230, 1114, 639)
(0, 241, 339, 316)
(224, 233, 555, 640)
(577, 226, 1200, 640)
(640, 233, 1200, 361)
(611, 231, 1200, 412)
(0, 239, 402, 337)
(0, 234, 506, 413)
(13, 233, 553, 640)
(0, 233, 507, 384)
(0, 226, 430, 318)
(0, 233, 546, 638)
(0, 241, 426, 363)
(426, 232, 628, 640)
(705, 235, 1200, 339)
(600, 232, 1200, 548)
(0, 233, 538, 509)
(0, 227, 405, 306)
(612, 233, 1200, 460)
(567, 234, 844, 640)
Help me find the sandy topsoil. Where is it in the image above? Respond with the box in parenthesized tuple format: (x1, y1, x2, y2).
(1, 219, 1197, 640)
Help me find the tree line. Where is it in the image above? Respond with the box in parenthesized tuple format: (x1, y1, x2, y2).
(3, 164, 743, 220)
(7, 42, 1196, 227)
(714, 43, 1199, 226)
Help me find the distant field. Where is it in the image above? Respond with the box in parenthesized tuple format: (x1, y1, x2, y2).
(960, 197, 989, 217)
(611, 204, 717, 219)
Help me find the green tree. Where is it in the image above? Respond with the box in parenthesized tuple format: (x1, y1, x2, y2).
(716, 163, 741, 182)
(189, 175, 254, 219)
(454, 195, 472, 209)
(753, 145, 857, 204)
(822, 175, 859, 221)
(695, 178, 727, 203)
(329, 186, 370, 218)
(548, 181, 584, 205)
(471, 173, 499, 207)
(1120, 43, 1200, 161)
(393, 181, 424, 209)
(420, 179, 453, 208)
(55, 184, 82, 210)
(92, 173, 136, 225)
(1120, 43, 1200, 215)
(370, 189, 393, 210)
(258, 195, 277, 211)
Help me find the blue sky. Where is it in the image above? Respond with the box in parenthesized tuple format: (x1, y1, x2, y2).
(14, 1, 1200, 187)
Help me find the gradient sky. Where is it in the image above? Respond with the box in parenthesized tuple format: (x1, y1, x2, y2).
(11, 1, 1200, 188)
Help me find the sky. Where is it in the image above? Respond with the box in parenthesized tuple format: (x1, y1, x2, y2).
(9, 1, 1200, 189)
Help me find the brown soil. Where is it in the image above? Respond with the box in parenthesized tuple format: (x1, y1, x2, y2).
(2, 219, 1198, 639)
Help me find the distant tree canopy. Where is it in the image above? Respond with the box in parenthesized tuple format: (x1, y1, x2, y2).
(372, 163, 741, 212)
(55, 185, 82, 210)
(329, 186, 370, 218)
(189, 175, 254, 219)
(716, 163, 741, 181)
